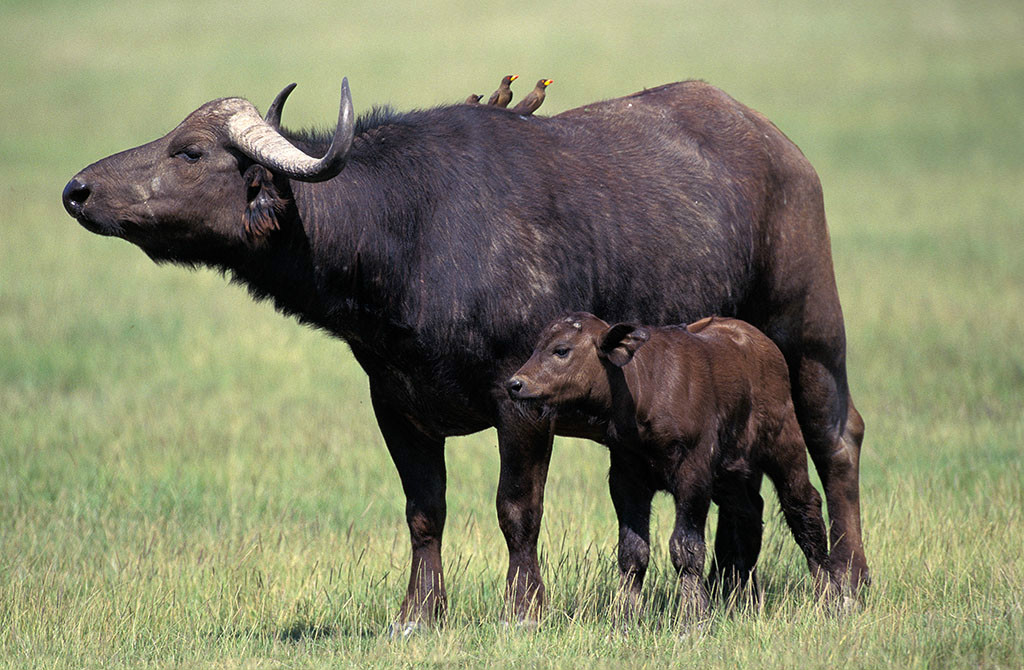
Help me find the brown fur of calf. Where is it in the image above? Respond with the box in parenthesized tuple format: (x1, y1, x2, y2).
(507, 312, 836, 621)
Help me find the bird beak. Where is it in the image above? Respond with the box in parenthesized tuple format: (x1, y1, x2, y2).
(510, 75, 519, 82)
(543, 79, 553, 86)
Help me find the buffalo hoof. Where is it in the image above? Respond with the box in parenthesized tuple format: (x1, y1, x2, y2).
(386, 621, 424, 639)
(837, 592, 863, 617)
(677, 617, 712, 640)
(499, 618, 540, 634)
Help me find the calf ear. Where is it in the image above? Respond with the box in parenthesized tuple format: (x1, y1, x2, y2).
(598, 323, 650, 367)
(242, 165, 286, 242)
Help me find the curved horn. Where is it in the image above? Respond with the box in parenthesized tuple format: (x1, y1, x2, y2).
(226, 78, 355, 183)
(264, 82, 297, 127)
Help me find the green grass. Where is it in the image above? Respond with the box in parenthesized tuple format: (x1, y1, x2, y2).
(2, 0, 1023, 667)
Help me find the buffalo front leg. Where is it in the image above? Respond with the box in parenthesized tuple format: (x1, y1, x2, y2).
(608, 456, 655, 621)
(495, 407, 554, 623)
(371, 388, 447, 628)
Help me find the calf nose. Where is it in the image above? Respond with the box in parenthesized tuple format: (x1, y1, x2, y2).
(506, 377, 525, 398)
(62, 178, 91, 217)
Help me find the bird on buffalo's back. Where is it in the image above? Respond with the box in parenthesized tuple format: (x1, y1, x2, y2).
(511, 79, 552, 115)
(465, 93, 482, 104)
(487, 75, 518, 107)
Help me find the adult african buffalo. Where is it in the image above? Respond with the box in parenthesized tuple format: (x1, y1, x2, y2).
(62, 78, 868, 625)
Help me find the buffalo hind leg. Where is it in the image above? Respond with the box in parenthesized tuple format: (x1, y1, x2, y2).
(792, 355, 869, 595)
(371, 388, 447, 630)
(757, 160, 870, 596)
(495, 406, 554, 623)
(708, 475, 764, 607)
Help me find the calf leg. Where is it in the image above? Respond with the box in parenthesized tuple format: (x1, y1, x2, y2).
(669, 462, 713, 626)
(762, 411, 834, 597)
(608, 456, 655, 620)
(495, 406, 554, 622)
(371, 388, 447, 627)
(708, 475, 764, 603)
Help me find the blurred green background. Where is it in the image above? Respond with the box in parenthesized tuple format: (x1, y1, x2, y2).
(1, 0, 1022, 667)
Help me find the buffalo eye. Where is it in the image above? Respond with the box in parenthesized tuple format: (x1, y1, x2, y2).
(552, 345, 571, 358)
(174, 147, 203, 164)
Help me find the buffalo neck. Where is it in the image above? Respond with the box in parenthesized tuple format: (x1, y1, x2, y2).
(224, 165, 420, 352)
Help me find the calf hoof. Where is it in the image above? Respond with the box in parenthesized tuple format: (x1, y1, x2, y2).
(606, 609, 647, 640)
(818, 570, 866, 618)
(831, 557, 871, 597)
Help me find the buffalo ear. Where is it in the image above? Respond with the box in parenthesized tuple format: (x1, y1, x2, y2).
(598, 323, 650, 367)
(242, 165, 286, 242)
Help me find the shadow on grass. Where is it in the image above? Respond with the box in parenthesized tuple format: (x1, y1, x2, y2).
(278, 621, 336, 642)
(214, 618, 385, 643)
(555, 565, 825, 630)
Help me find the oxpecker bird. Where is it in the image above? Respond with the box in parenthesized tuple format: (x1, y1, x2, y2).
(511, 79, 553, 115)
(487, 74, 518, 107)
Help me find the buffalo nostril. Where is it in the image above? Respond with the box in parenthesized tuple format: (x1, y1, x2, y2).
(506, 378, 524, 397)
(62, 178, 91, 217)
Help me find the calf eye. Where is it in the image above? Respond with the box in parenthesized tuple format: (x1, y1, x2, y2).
(553, 346, 571, 358)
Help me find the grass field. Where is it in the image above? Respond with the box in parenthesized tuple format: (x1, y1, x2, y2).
(2, 0, 1023, 667)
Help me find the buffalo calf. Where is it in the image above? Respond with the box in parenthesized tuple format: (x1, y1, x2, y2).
(507, 312, 836, 623)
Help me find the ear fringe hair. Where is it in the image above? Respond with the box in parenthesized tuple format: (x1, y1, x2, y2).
(243, 165, 287, 241)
